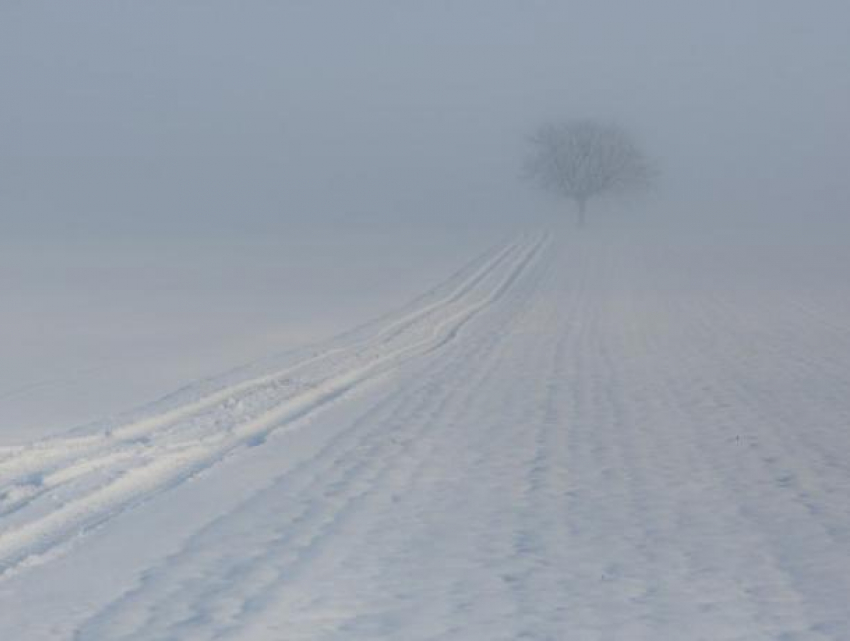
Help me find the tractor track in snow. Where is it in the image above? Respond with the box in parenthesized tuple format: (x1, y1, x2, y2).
(0, 233, 548, 579)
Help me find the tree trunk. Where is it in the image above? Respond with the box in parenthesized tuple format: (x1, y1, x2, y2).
(576, 199, 587, 229)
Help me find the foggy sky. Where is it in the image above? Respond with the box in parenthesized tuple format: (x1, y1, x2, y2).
(3, 1, 849, 238)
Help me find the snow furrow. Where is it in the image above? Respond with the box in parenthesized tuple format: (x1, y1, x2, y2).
(75, 227, 551, 641)
(0, 237, 522, 483)
(0, 234, 547, 579)
(0, 237, 526, 517)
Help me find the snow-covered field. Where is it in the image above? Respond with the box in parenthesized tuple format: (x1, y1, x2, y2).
(0, 229, 498, 442)
(1, 227, 850, 639)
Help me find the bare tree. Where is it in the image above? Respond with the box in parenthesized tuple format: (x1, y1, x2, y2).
(525, 119, 652, 228)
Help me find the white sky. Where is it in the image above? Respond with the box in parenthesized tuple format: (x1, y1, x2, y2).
(2, 0, 850, 236)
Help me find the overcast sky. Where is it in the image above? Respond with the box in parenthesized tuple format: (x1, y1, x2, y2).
(3, 1, 849, 238)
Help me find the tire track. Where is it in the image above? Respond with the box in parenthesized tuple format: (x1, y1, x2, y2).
(0, 234, 547, 580)
(74, 234, 551, 641)
(0, 237, 522, 487)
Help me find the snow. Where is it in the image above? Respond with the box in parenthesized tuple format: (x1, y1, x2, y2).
(0, 228, 499, 442)
(1, 228, 850, 639)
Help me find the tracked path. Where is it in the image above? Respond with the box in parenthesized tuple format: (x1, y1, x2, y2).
(1, 231, 850, 640)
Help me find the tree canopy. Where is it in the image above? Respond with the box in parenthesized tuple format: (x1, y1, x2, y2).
(525, 119, 652, 226)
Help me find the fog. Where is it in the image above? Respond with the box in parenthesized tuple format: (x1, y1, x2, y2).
(4, 1, 849, 238)
(3, 2, 850, 437)
(5, 7, 850, 634)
